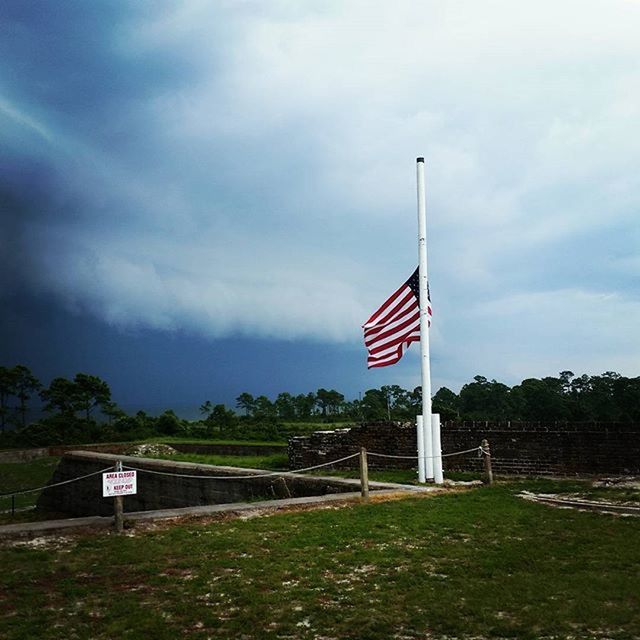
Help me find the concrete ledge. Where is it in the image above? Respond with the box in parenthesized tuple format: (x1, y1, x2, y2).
(36, 451, 433, 518)
(0, 515, 113, 539)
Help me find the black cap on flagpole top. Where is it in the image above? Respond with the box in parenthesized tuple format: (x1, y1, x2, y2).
(417, 157, 424, 163)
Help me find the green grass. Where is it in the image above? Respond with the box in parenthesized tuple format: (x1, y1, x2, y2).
(1, 480, 639, 639)
(152, 451, 290, 470)
(149, 453, 442, 485)
(0, 457, 61, 521)
(318, 467, 419, 484)
(148, 436, 288, 447)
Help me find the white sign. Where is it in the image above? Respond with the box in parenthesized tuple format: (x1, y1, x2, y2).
(102, 470, 137, 497)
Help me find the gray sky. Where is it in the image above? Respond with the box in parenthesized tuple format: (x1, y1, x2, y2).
(1, 1, 639, 407)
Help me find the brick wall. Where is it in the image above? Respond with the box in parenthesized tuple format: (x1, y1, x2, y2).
(288, 421, 640, 476)
(288, 423, 416, 471)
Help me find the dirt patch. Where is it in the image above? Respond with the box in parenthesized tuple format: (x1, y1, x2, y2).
(593, 476, 640, 490)
(125, 443, 178, 457)
(6, 535, 76, 550)
(518, 491, 640, 516)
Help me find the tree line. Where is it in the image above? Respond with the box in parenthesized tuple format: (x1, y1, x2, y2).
(0, 366, 117, 432)
(217, 370, 640, 423)
(1, 364, 639, 449)
(0, 365, 198, 447)
(439, 371, 640, 423)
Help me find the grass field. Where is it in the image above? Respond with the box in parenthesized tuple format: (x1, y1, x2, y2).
(152, 451, 290, 470)
(1, 480, 639, 639)
(146, 436, 289, 447)
(149, 451, 435, 485)
(0, 457, 61, 524)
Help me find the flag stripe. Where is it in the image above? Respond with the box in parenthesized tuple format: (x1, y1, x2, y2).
(364, 289, 416, 334)
(366, 311, 420, 352)
(367, 336, 420, 368)
(364, 284, 413, 327)
(364, 310, 419, 348)
(369, 332, 420, 361)
(367, 332, 419, 358)
(362, 267, 430, 369)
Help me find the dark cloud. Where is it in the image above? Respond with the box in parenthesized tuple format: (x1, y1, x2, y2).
(0, 289, 378, 413)
(1, 1, 639, 403)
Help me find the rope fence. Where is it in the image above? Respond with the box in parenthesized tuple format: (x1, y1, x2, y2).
(122, 452, 361, 480)
(368, 445, 485, 460)
(0, 442, 494, 519)
(0, 466, 114, 499)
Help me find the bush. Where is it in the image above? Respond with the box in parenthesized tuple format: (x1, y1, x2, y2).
(155, 410, 187, 436)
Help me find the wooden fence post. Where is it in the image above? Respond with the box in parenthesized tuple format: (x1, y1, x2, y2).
(113, 460, 124, 532)
(278, 476, 292, 499)
(481, 439, 493, 485)
(359, 447, 369, 500)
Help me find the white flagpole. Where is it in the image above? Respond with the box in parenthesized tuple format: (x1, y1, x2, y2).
(416, 157, 434, 481)
(416, 415, 426, 483)
(432, 412, 444, 484)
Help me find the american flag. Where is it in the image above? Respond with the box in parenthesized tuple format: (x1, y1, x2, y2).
(362, 267, 431, 368)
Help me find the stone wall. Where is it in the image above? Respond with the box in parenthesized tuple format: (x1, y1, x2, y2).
(288, 421, 640, 476)
(288, 423, 416, 470)
(37, 451, 365, 517)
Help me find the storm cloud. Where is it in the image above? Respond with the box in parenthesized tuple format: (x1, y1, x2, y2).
(2, 0, 639, 394)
